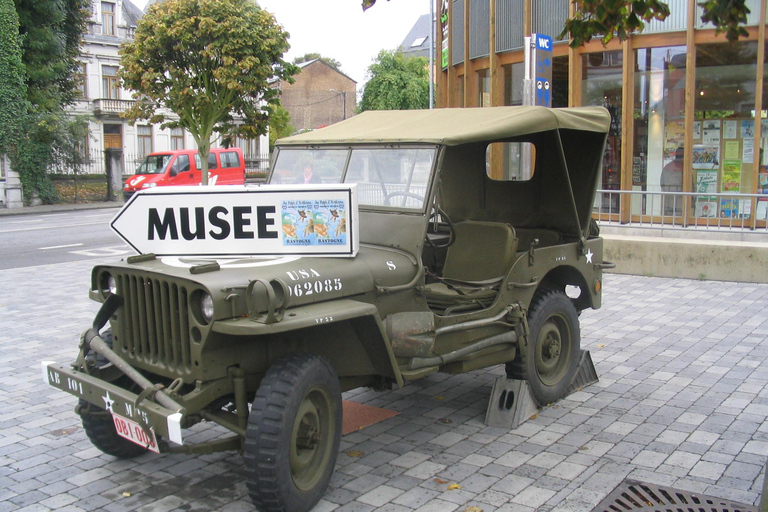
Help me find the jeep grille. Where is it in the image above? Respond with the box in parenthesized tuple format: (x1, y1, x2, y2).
(115, 274, 193, 373)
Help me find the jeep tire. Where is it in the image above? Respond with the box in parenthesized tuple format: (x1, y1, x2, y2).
(506, 290, 580, 405)
(245, 353, 342, 512)
(79, 383, 150, 459)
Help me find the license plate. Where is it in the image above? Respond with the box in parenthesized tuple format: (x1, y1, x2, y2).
(111, 412, 160, 453)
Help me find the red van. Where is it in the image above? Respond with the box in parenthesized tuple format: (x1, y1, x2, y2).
(123, 147, 246, 200)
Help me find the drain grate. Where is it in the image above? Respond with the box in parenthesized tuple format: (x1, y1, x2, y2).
(591, 479, 758, 512)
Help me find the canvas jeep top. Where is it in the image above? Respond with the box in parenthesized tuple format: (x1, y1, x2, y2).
(45, 106, 611, 512)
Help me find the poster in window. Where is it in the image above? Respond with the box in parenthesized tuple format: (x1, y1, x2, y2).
(692, 145, 719, 169)
(695, 198, 717, 217)
(741, 119, 754, 138)
(720, 198, 739, 218)
(696, 170, 718, 193)
(721, 160, 741, 192)
(702, 120, 721, 145)
(723, 120, 737, 139)
(743, 137, 754, 163)
(693, 121, 701, 140)
(759, 170, 768, 193)
(757, 198, 768, 220)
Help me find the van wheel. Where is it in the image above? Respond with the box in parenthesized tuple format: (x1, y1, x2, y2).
(506, 290, 579, 405)
(245, 354, 342, 512)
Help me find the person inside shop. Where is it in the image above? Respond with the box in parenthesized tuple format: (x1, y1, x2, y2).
(661, 146, 684, 216)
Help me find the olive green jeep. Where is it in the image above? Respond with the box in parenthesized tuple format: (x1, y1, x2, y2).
(45, 106, 611, 512)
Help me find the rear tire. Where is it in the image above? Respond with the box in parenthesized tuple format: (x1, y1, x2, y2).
(245, 353, 342, 512)
(506, 290, 580, 405)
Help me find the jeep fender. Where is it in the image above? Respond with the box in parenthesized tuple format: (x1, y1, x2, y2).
(212, 299, 404, 389)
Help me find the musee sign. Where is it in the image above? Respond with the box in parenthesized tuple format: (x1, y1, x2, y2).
(111, 185, 359, 257)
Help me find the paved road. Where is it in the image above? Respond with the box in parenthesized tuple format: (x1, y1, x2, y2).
(1, 266, 767, 512)
(0, 209, 131, 270)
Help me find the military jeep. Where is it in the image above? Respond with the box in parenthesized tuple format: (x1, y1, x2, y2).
(45, 106, 611, 512)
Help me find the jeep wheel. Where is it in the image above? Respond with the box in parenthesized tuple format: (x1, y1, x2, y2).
(506, 290, 580, 405)
(245, 354, 342, 512)
(79, 392, 149, 459)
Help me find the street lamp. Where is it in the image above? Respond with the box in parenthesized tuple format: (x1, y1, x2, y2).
(330, 89, 347, 120)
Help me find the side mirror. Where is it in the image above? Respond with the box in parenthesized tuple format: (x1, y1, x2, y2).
(169, 167, 178, 177)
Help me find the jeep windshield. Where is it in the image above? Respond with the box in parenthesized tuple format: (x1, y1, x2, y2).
(135, 154, 173, 175)
(269, 147, 436, 210)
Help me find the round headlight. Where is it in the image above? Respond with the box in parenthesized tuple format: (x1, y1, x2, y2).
(100, 272, 117, 296)
(200, 293, 214, 323)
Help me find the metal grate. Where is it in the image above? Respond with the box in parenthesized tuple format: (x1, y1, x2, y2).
(117, 274, 192, 373)
(592, 480, 758, 512)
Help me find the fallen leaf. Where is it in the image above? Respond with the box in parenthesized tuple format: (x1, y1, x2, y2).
(579, 446, 588, 450)
(436, 396, 445, 400)
(447, 483, 462, 490)
(597, 344, 605, 348)
(122, 492, 132, 497)
(529, 414, 538, 420)
(465, 507, 484, 512)
(434, 478, 449, 484)
(440, 418, 452, 424)
(346, 451, 364, 457)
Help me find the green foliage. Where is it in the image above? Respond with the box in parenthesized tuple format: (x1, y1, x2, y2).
(360, 50, 429, 112)
(699, 0, 750, 42)
(15, 0, 90, 110)
(364, 0, 751, 47)
(293, 52, 343, 72)
(0, 0, 27, 154)
(120, 0, 298, 183)
(268, 103, 294, 150)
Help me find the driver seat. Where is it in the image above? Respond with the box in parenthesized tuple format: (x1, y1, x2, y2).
(425, 221, 518, 310)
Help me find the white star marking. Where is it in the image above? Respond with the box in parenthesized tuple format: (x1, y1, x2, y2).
(585, 249, 594, 264)
(102, 391, 115, 412)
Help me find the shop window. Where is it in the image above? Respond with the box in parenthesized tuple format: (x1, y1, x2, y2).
(502, 63, 524, 106)
(632, 46, 686, 218)
(552, 55, 569, 108)
(695, 42, 758, 220)
(582, 50, 623, 214)
(486, 142, 536, 181)
(457, 77, 465, 107)
(477, 69, 490, 106)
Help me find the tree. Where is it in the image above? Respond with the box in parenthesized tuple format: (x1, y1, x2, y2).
(120, 0, 298, 185)
(360, 50, 429, 112)
(268, 103, 294, 150)
(0, 0, 27, 155)
(16, 0, 90, 111)
(293, 52, 342, 72)
(10, 0, 89, 204)
(361, 0, 750, 46)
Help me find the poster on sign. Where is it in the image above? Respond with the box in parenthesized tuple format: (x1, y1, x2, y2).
(110, 185, 359, 257)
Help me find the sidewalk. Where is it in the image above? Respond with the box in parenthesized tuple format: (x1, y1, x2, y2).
(0, 263, 766, 511)
(0, 201, 123, 217)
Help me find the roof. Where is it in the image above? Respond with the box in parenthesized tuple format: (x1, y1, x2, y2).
(276, 106, 611, 146)
(399, 14, 432, 59)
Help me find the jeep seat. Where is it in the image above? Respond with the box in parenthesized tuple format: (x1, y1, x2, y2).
(425, 221, 518, 309)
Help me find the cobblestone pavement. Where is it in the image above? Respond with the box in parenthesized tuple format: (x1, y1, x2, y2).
(2, 261, 768, 512)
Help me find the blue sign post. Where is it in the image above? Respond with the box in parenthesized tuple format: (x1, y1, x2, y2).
(533, 33, 552, 107)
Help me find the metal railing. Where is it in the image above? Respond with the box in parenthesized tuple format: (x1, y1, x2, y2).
(593, 189, 768, 232)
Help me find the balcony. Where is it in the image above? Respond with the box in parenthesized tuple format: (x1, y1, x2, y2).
(92, 98, 135, 117)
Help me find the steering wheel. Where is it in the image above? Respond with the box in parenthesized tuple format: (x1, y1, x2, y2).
(426, 207, 455, 249)
(383, 191, 425, 207)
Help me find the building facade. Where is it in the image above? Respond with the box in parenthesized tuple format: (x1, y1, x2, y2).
(279, 59, 357, 132)
(436, 0, 768, 227)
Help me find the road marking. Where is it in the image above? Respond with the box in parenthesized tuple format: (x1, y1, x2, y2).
(8, 219, 44, 224)
(0, 221, 106, 234)
(39, 243, 83, 250)
(69, 245, 132, 257)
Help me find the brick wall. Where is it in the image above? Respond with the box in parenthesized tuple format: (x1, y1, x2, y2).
(281, 60, 357, 131)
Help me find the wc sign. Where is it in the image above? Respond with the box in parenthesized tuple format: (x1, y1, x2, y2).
(533, 33, 552, 107)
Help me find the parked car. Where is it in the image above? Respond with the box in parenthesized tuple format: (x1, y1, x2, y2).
(46, 106, 611, 512)
(123, 147, 245, 200)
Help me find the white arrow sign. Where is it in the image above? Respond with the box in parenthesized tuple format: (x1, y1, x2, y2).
(110, 185, 359, 257)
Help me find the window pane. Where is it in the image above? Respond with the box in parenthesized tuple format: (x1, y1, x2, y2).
(345, 148, 434, 209)
(695, 42, 758, 220)
(271, 149, 347, 184)
(632, 46, 687, 218)
(582, 50, 623, 214)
